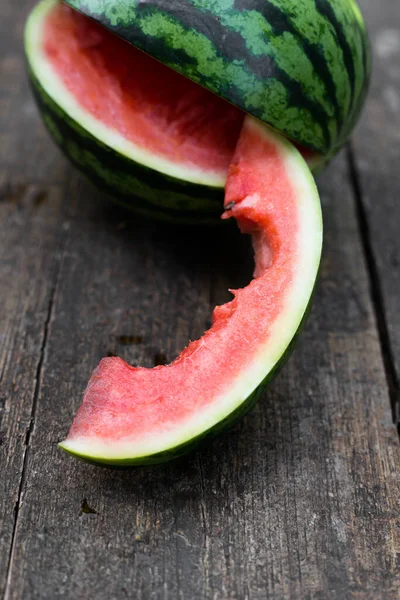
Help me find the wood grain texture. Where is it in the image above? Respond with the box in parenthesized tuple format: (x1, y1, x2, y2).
(0, 0, 69, 593)
(4, 157, 400, 599)
(1, 0, 399, 599)
(352, 0, 400, 427)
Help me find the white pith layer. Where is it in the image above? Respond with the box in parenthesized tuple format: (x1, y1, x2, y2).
(25, 0, 227, 188)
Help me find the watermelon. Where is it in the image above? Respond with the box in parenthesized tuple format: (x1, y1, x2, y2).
(59, 116, 323, 466)
(24, 0, 370, 221)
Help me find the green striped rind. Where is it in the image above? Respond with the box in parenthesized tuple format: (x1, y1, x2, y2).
(28, 69, 226, 225)
(59, 295, 313, 467)
(65, 0, 371, 155)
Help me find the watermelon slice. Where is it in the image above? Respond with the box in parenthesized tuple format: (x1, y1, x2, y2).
(59, 117, 322, 466)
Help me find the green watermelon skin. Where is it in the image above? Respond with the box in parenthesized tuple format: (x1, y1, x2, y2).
(65, 0, 371, 156)
(28, 68, 225, 225)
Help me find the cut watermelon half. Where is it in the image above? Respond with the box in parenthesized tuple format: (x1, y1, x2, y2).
(59, 117, 322, 466)
(25, 0, 322, 222)
(38, 0, 243, 187)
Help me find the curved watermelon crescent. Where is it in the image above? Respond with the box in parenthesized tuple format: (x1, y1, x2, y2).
(59, 117, 323, 466)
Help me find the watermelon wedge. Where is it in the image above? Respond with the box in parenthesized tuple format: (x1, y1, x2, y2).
(59, 117, 322, 466)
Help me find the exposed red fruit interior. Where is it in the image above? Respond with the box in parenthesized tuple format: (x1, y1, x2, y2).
(44, 3, 245, 177)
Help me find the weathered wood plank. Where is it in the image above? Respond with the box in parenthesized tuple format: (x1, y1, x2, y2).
(0, 0, 70, 594)
(4, 148, 400, 600)
(2, 0, 400, 598)
(352, 0, 400, 426)
(0, 181, 66, 594)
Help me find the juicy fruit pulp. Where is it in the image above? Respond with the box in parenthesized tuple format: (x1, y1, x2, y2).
(60, 117, 322, 465)
(43, 2, 244, 186)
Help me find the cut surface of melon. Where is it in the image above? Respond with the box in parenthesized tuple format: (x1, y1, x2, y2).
(26, 0, 244, 187)
(26, 0, 321, 190)
(59, 116, 322, 464)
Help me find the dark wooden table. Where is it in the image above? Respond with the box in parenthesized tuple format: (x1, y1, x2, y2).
(1, 1, 400, 599)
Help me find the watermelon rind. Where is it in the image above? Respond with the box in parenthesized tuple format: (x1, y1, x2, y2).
(59, 119, 323, 466)
(64, 0, 371, 156)
(25, 0, 229, 224)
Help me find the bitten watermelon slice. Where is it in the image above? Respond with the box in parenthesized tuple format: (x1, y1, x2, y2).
(59, 116, 322, 466)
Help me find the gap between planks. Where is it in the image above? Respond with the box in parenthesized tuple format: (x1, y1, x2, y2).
(347, 143, 400, 436)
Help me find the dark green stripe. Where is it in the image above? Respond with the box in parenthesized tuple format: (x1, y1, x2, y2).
(314, 0, 356, 113)
(134, 0, 331, 149)
(234, 0, 341, 126)
(360, 26, 371, 98)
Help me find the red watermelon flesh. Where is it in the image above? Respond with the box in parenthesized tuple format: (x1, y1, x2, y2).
(60, 116, 322, 464)
(43, 3, 244, 184)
